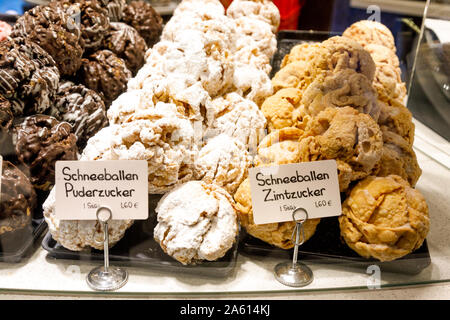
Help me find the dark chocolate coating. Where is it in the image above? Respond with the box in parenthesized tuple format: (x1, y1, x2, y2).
(0, 37, 60, 116)
(11, 5, 84, 76)
(50, 80, 108, 149)
(103, 22, 148, 75)
(13, 115, 78, 191)
(99, 0, 126, 22)
(122, 0, 162, 47)
(0, 95, 13, 155)
(0, 161, 36, 235)
(51, 0, 110, 52)
(77, 49, 131, 106)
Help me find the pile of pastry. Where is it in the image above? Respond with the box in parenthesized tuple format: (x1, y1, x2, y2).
(0, 1, 162, 237)
(43, 0, 280, 265)
(236, 20, 429, 262)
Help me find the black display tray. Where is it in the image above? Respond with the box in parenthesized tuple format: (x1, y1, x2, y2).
(242, 30, 432, 276)
(270, 30, 339, 78)
(239, 216, 431, 275)
(42, 194, 239, 278)
(0, 189, 48, 263)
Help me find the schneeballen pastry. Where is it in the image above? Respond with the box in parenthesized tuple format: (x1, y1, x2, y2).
(154, 181, 239, 265)
(339, 175, 429, 261)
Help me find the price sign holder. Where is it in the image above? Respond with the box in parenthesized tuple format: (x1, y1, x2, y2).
(274, 208, 313, 287)
(86, 206, 128, 291)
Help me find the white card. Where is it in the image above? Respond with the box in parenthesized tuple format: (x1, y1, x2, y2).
(55, 160, 149, 220)
(249, 160, 342, 224)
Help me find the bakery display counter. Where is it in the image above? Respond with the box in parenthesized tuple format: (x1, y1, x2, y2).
(1, 0, 449, 298)
(0, 126, 449, 295)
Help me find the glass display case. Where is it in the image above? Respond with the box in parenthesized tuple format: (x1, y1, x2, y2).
(0, 0, 449, 298)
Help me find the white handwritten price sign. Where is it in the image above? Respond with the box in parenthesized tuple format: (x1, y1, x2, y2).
(55, 160, 149, 220)
(249, 160, 341, 224)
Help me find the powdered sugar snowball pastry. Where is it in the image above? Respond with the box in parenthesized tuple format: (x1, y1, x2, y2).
(108, 102, 197, 194)
(226, 0, 280, 33)
(205, 92, 267, 154)
(162, 13, 237, 52)
(172, 0, 225, 18)
(234, 16, 277, 60)
(232, 63, 273, 106)
(140, 32, 234, 97)
(83, 103, 197, 193)
(110, 76, 210, 124)
(154, 181, 239, 265)
(194, 134, 251, 195)
(43, 188, 134, 251)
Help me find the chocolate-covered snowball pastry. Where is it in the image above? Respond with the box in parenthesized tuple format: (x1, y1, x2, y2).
(99, 0, 126, 22)
(13, 115, 78, 191)
(77, 49, 132, 106)
(50, 81, 108, 150)
(0, 95, 13, 155)
(103, 22, 148, 75)
(11, 4, 83, 76)
(122, 0, 163, 47)
(0, 37, 60, 116)
(51, 0, 110, 51)
(0, 161, 37, 235)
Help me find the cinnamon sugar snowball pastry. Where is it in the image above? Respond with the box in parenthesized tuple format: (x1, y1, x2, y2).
(308, 36, 376, 85)
(194, 134, 252, 195)
(343, 20, 396, 52)
(261, 88, 304, 132)
(226, 0, 280, 33)
(43, 188, 134, 251)
(234, 178, 320, 249)
(255, 127, 304, 166)
(280, 42, 320, 68)
(301, 69, 380, 121)
(13, 115, 79, 191)
(233, 128, 320, 249)
(271, 60, 310, 93)
(376, 127, 422, 187)
(339, 175, 429, 261)
(154, 181, 239, 265)
(297, 107, 383, 192)
(377, 99, 415, 146)
(82, 102, 197, 194)
(0, 161, 37, 235)
(271, 37, 376, 96)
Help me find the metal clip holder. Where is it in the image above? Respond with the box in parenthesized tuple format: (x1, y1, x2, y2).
(274, 208, 313, 287)
(86, 206, 128, 291)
